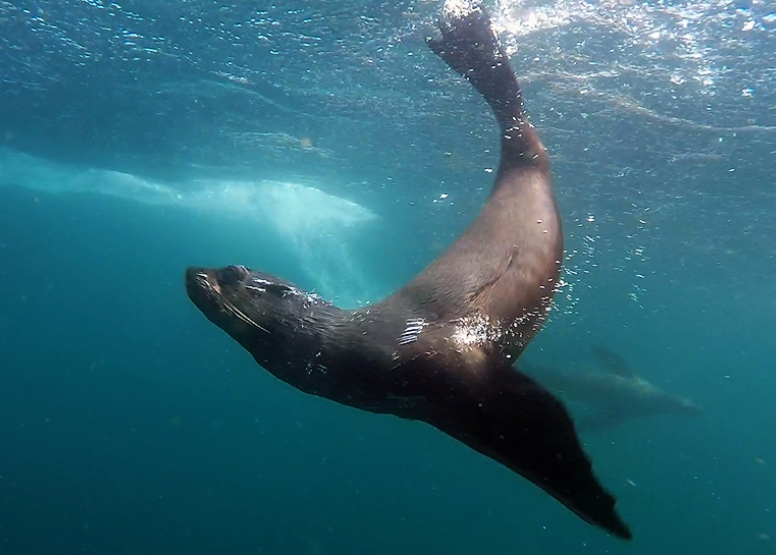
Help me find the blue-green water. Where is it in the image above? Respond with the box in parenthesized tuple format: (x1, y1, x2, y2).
(1, 1, 775, 553)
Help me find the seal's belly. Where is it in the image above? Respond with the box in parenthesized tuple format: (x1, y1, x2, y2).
(297, 366, 431, 418)
(288, 334, 457, 419)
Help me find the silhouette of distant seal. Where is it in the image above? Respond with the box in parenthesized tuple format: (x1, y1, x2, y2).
(524, 344, 701, 432)
(186, 0, 631, 540)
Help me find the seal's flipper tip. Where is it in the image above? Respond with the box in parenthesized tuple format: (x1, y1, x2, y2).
(608, 514, 634, 541)
(427, 0, 500, 78)
(427, 0, 532, 143)
(498, 372, 633, 541)
(427, 364, 632, 540)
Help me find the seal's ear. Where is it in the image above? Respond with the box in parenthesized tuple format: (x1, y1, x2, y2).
(423, 360, 632, 540)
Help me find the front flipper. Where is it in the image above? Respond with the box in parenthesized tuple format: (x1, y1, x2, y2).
(424, 362, 632, 540)
(427, 0, 546, 170)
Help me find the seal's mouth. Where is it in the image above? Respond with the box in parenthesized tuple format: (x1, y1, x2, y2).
(185, 267, 222, 308)
(185, 266, 250, 303)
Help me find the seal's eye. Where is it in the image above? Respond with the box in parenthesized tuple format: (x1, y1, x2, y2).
(218, 265, 248, 286)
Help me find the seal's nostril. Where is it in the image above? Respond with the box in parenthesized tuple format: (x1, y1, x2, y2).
(218, 265, 247, 286)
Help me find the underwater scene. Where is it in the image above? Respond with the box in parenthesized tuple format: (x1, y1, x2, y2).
(1, 0, 775, 554)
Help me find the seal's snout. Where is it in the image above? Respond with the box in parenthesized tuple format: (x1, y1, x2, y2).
(185, 266, 251, 311)
(185, 266, 213, 289)
(185, 266, 221, 308)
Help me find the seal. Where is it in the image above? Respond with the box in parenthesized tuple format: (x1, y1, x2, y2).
(185, 0, 631, 540)
(524, 345, 701, 432)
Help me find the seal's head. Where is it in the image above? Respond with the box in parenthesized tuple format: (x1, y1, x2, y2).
(185, 265, 333, 369)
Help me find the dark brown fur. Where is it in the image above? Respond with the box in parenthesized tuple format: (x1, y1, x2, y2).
(186, 2, 631, 540)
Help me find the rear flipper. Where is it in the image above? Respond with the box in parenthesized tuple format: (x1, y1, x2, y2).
(427, 1, 519, 125)
(425, 362, 632, 540)
(427, 0, 544, 167)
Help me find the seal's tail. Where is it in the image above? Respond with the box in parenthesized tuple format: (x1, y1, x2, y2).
(427, 0, 545, 171)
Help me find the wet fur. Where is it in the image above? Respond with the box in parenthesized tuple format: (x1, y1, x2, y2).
(186, 1, 631, 541)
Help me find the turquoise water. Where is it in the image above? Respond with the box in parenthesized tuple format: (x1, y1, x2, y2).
(1, 1, 775, 553)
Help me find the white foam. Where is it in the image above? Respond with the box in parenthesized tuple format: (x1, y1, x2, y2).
(0, 147, 182, 204)
(442, 0, 479, 19)
(491, 0, 775, 103)
(185, 178, 378, 306)
(0, 147, 378, 303)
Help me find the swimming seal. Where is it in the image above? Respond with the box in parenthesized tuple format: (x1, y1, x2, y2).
(524, 345, 701, 432)
(185, 0, 631, 540)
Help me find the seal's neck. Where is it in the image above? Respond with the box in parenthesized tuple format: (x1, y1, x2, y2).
(245, 297, 347, 389)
